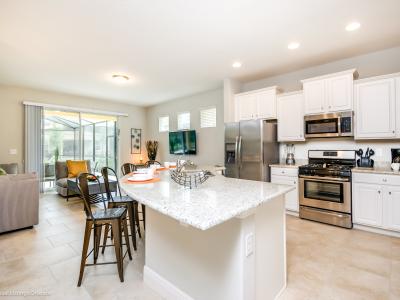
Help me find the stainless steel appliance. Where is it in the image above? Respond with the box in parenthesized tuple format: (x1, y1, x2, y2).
(304, 112, 353, 138)
(224, 120, 279, 181)
(299, 150, 356, 229)
(285, 144, 296, 165)
(391, 148, 400, 163)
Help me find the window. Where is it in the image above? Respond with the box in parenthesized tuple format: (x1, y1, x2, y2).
(177, 112, 190, 130)
(159, 116, 169, 132)
(200, 107, 217, 128)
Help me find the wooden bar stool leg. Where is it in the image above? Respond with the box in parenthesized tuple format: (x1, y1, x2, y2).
(122, 217, 132, 260)
(127, 203, 137, 251)
(78, 220, 92, 287)
(134, 202, 142, 238)
(142, 204, 146, 230)
(111, 219, 124, 282)
(101, 224, 110, 254)
(93, 223, 102, 264)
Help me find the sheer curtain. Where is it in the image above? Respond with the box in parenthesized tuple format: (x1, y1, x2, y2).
(25, 105, 44, 192)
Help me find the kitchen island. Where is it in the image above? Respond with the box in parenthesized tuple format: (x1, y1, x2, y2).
(120, 171, 294, 300)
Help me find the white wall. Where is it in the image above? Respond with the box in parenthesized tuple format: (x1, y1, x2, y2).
(146, 88, 224, 165)
(0, 84, 147, 171)
(241, 46, 400, 164)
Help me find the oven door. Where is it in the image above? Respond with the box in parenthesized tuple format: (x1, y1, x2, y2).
(304, 115, 340, 138)
(299, 176, 351, 213)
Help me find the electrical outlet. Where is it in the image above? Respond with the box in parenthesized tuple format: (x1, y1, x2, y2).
(9, 149, 17, 155)
(245, 233, 254, 257)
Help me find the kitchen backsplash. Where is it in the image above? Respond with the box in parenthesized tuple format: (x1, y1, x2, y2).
(279, 138, 400, 163)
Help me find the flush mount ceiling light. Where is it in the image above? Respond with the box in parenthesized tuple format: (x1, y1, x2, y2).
(346, 22, 361, 31)
(232, 61, 242, 68)
(112, 74, 130, 83)
(288, 42, 300, 50)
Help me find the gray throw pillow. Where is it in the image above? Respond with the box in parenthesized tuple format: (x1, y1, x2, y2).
(0, 168, 7, 175)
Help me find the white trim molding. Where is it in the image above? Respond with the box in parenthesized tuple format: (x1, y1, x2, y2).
(22, 101, 128, 117)
(143, 266, 193, 300)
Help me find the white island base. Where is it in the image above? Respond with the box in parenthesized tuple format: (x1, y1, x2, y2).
(144, 195, 286, 300)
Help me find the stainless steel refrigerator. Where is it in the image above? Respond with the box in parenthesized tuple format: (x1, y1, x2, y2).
(224, 120, 279, 182)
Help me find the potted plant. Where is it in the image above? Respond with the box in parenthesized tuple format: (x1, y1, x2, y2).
(146, 140, 159, 161)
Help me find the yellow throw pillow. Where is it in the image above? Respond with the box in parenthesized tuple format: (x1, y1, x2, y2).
(66, 160, 88, 178)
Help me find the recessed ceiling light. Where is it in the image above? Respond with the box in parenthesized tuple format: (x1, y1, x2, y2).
(112, 74, 130, 83)
(288, 42, 300, 50)
(346, 22, 361, 31)
(232, 61, 242, 68)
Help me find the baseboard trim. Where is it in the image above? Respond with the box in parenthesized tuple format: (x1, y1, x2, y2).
(274, 283, 287, 300)
(353, 224, 400, 238)
(143, 265, 193, 300)
(285, 210, 299, 217)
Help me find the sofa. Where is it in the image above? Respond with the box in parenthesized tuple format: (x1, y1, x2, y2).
(0, 173, 39, 233)
(55, 160, 91, 197)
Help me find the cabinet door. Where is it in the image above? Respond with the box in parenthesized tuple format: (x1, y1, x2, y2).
(383, 186, 400, 232)
(257, 90, 276, 119)
(326, 74, 353, 112)
(277, 93, 305, 141)
(353, 183, 383, 227)
(304, 80, 326, 115)
(236, 94, 257, 121)
(355, 78, 396, 139)
(271, 174, 299, 212)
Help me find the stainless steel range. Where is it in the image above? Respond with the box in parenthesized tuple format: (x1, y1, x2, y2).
(299, 150, 356, 229)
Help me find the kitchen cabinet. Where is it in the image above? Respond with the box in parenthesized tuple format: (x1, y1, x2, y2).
(277, 91, 304, 142)
(353, 172, 400, 233)
(354, 77, 396, 139)
(235, 86, 279, 121)
(271, 167, 299, 212)
(353, 183, 383, 227)
(301, 69, 356, 115)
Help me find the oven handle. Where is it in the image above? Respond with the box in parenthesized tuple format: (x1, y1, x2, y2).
(301, 206, 346, 218)
(299, 175, 350, 182)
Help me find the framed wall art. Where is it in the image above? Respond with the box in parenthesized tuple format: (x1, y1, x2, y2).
(131, 128, 142, 154)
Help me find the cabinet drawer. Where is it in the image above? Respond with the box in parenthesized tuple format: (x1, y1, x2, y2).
(353, 172, 400, 186)
(271, 175, 298, 185)
(271, 167, 298, 177)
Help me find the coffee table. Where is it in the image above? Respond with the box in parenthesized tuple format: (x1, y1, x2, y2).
(67, 176, 118, 201)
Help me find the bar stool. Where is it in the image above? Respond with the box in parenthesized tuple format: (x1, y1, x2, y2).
(121, 163, 145, 237)
(77, 173, 132, 286)
(101, 167, 137, 251)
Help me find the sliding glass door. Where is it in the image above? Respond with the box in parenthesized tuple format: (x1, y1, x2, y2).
(43, 110, 118, 189)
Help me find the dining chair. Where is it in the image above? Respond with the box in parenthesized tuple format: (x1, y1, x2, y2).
(121, 163, 136, 176)
(144, 160, 161, 167)
(76, 172, 132, 286)
(101, 167, 138, 250)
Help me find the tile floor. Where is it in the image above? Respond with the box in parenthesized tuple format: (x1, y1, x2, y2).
(0, 192, 399, 300)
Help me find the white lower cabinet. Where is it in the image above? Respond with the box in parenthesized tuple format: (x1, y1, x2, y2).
(271, 167, 299, 212)
(353, 173, 400, 233)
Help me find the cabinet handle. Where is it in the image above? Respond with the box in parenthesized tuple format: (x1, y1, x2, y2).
(293, 181, 296, 184)
(378, 190, 381, 194)
(383, 178, 387, 182)
(321, 106, 323, 110)
(389, 191, 392, 195)
(393, 131, 395, 134)
(329, 106, 331, 109)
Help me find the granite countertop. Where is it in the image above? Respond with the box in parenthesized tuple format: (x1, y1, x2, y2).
(352, 163, 400, 176)
(120, 171, 294, 231)
(269, 160, 307, 169)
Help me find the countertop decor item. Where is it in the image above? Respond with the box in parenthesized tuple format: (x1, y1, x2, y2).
(145, 140, 158, 161)
(356, 147, 375, 168)
(170, 160, 213, 189)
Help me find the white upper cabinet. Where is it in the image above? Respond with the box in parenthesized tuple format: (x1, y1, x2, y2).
(236, 93, 257, 121)
(355, 77, 396, 139)
(277, 91, 305, 141)
(302, 69, 356, 115)
(235, 86, 279, 121)
(303, 80, 325, 114)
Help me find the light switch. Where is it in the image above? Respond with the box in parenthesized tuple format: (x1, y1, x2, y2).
(245, 233, 254, 257)
(9, 149, 17, 155)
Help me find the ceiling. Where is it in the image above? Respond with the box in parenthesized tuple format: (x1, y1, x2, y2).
(0, 0, 400, 106)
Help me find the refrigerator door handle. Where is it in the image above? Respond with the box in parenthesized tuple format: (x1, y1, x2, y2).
(238, 136, 242, 167)
(234, 136, 239, 164)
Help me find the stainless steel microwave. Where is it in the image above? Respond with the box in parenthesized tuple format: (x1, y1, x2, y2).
(304, 112, 353, 138)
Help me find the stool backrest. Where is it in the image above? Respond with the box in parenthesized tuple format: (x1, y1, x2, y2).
(77, 172, 107, 219)
(121, 163, 135, 176)
(144, 160, 161, 167)
(101, 167, 121, 200)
